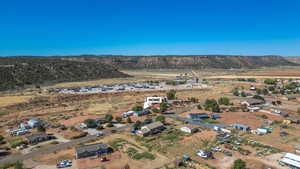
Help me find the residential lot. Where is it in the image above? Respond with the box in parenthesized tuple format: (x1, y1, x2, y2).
(1, 68, 300, 169)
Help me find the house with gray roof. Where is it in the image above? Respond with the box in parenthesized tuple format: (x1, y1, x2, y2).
(75, 143, 113, 159)
(25, 133, 54, 145)
(137, 121, 165, 137)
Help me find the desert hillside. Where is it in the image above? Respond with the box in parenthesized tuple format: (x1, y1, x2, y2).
(0, 57, 130, 91)
(64, 55, 297, 69)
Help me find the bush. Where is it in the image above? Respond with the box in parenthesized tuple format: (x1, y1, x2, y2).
(132, 105, 143, 112)
(160, 102, 168, 112)
(96, 125, 104, 130)
(105, 114, 113, 122)
(115, 116, 122, 123)
(166, 90, 176, 100)
(253, 95, 265, 101)
(297, 108, 300, 114)
(127, 117, 133, 123)
(133, 152, 155, 160)
(8, 137, 26, 148)
(155, 115, 166, 123)
(264, 79, 276, 85)
(218, 97, 230, 105)
(232, 159, 246, 169)
(84, 119, 97, 128)
(37, 125, 46, 132)
(204, 99, 220, 112)
(50, 141, 59, 144)
(133, 120, 142, 130)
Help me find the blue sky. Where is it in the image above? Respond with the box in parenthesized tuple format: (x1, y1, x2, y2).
(0, 0, 300, 56)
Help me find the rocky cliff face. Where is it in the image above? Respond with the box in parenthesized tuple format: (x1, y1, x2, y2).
(75, 55, 297, 69)
(285, 57, 300, 64)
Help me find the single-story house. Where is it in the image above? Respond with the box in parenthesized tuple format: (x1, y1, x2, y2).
(26, 133, 54, 145)
(232, 124, 250, 131)
(280, 153, 300, 169)
(187, 113, 209, 120)
(75, 143, 113, 159)
(143, 97, 165, 109)
(241, 98, 265, 106)
(180, 125, 199, 134)
(137, 121, 165, 137)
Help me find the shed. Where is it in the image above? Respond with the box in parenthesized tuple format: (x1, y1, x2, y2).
(180, 125, 199, 134)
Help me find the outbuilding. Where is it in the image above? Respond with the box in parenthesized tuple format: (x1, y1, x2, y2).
(180, 125, 199, 134)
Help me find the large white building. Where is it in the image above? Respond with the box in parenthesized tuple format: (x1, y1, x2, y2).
(143, 97, 165, 109)
(280, 153, 300, 169)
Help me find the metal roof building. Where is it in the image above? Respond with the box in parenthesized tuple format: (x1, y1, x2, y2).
(281, 153, 300, 169)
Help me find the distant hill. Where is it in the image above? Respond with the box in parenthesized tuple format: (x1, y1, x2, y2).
(0, 57, 129, 91)
(285, 57, 300, 64)
(62, 55, 298, 69)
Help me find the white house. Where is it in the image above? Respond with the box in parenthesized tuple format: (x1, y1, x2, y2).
(143, 97, 165, 109)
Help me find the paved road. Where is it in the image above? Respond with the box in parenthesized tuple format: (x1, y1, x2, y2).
(0, 124, 132, 165)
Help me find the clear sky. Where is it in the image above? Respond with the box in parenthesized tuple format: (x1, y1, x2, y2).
(0, 0, 300, 56)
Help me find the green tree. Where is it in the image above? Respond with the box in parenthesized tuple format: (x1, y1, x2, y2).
(132, 105, 143, 111)
(127, 117, 132, 123)
(264, 79, 276, 85)
(212, 104, 221, 113)
(232, 159, 246, 169)
(262, 88, 269, 95)
(37, 125, 46, 132)
(160, 102, 168, 112)
(133, 120, 142, 130)
(84, 119, 97, 128)
(166, 90, 176, 100)
(253, 95, 265, 101)
(218, 97, 230, 105)
(155, 115, 166, 123)
(268, 86, 275, 92)
(233, 88, 240, 96)
(105, 114, 113, 122)
(240, 91, 247, 97)
(115, 116, 123, 123)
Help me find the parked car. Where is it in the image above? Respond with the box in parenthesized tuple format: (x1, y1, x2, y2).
(100, 157, 108, 162)
(279, 132, 288, 137)
(56, 160, 72, 168)
(211, 146, 222, 152)
(96, 132, 104, 137)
